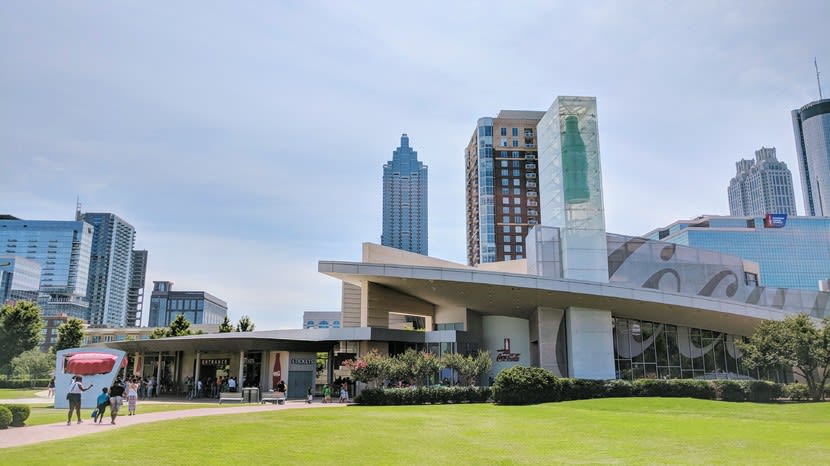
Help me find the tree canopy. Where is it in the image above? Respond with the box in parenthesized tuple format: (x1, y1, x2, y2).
(236, 315, 255, 332)
(150, 314, 193, 339)
(53, 318, 85, 352)
(0, 301, 44, 376)
(12, 349, 54, 379)
(739, 314, 830, 401)
(218, 316, 233, 333)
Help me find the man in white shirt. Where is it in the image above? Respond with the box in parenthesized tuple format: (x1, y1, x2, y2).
(228, 377, 237, 392)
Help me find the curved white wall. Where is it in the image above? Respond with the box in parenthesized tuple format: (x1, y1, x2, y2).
(482, 316, 530, 380)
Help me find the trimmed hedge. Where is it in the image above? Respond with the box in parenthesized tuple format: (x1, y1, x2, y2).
(0, 379, 51, 389)
(0, 406, 11, 430)
(783, 383, 810, 401)
(0, 404, 31, 427)
(712, 380, 746, 402)
(354, 386, 491, 406)
(633, 379, 716, 400)
(492, 366, 560, 405)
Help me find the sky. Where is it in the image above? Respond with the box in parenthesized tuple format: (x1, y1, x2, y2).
(2, 1, 829, 330)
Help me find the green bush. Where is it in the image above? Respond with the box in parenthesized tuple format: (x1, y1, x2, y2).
(603, 379, 634, 398)
(0, 406, 11, 430)
(492, 366, 560, 405)
(633, 379, 715, 399)
(353, 386, 492, 406)
(783, 383, 810, 401)
(0, 404, 31, 427)
(557, 378, 605, 400)
(0, 379, 51, 389)
(747, 381, 781, 402)
(711, 381, 746, 402)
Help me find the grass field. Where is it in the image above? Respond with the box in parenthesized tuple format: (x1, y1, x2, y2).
(3, 398, 829, 464)
(22, 402, 231, 426)
(0, 388, 43, 399)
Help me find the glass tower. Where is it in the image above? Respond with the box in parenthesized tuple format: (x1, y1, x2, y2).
(727, 147, 797, 216)
(0, 217, 93, 319)
(80, 212, 137, 328)
(382, 134, 428, 255)
(792, 99, 830, 216)
(147, 281, 227, 327)
(645, 215, 830, 291)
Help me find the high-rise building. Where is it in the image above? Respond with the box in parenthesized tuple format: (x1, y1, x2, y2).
(466, 111, 544, 265)
(645, 215, 830, 291)
(0, 215, 93, 319)
(0, 255, 41, 304)
(382, 134, 428, 255)
(727, 147, 797, 216)
(126, 249, 148, 327)
(792, 99, 830, 216)
(79, 212, 137, 327)
(147, 281, 228, 327)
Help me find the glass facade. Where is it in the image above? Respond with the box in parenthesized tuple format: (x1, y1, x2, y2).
(614, 317, 789, 382)
(382, 134, 428, 255)
(81, 212, 136, 327)
(0, 255, 41, 303)
(646, 216, 830, 291)
(148, 281, 227, 327)
(792, 99, 830, 216)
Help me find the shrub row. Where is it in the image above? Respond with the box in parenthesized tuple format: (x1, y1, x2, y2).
(0, 406, 11, 429)
(0, 379, 51, 389)
(491, 366, 797, 405)
(354, 386, 492, 405)
(0, 404, 30, 427)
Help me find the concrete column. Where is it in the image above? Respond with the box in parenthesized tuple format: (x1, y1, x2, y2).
(194, 351, 201, 397)
(238, 351, 245, 390)
(134, 352, 140, 376)
(565, 307, 615, 380)
(156, 352, 162, 396)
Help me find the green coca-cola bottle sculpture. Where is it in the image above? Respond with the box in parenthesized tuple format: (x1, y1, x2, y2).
(562, 115, 590, 204)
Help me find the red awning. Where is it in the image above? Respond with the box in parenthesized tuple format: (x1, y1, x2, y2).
(65, 353, 126, 376)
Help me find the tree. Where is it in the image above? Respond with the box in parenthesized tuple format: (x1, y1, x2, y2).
(11, 349, 54, 380)
(0, 301, 44, 376)
(218, 316, 233, 333)
(236, 315, 255, 332)
(349, 348, 384, 387)
(738, 314, 830, 401)
(53, 318, 85, 353)
(150, 314, 193, 339)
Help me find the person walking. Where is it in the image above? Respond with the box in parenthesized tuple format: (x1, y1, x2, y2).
(94, 387, 109, 424)
(108, 378, 126, 425)
(127, 378, 139, 415)
(306, 385, 313, 404)
(47, 376, 55, 398)
(323, 384, 331, 403)
(66, 375, 93, 425)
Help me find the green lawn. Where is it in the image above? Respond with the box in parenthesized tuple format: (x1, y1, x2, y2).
(21, 402, 230, 426)
(0, 388, 43, 399)
(3, 398, 829, 464)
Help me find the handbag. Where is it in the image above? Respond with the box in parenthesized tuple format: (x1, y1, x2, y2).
(91, 409, 98, 418)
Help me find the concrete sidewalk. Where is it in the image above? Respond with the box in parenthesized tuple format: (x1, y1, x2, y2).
(0, 401, 346, 449)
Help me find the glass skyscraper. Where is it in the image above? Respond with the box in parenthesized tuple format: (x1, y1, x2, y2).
(0, 215, 93, 319)
(147, 281, 227, 327)
(80, 212, 137, 328)
(792, 99, 830, 216)
(727, 147, 797, 216)
(645, 215, 830, 291)
(382, 134, 428, 255)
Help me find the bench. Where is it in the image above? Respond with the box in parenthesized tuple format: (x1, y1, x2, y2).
(260, 391, 286, 405)
(219, 391, 243, 404)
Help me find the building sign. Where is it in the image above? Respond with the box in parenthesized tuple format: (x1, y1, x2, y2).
(201, 359, 230, 366)
(289, 353, 316, 371)
(763, 213, 787, 228)
(496, 338, 521, 362)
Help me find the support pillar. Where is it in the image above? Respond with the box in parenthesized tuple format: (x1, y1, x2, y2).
(194, 351, 201, 398)
(156, 352, 163, 396)
(238, 351, 245, 390)
(565, 307, 615, 380)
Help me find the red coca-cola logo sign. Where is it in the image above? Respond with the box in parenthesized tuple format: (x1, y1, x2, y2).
(496, 338, 520, 362)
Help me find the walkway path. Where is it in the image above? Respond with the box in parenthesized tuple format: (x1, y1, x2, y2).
(0, 401, 346, 449)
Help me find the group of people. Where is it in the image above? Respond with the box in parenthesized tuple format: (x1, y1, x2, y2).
(185, 376, 241, 399)
(65, 375, 141, 426)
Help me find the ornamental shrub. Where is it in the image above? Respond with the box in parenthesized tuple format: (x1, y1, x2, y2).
(353, 386, 491, 405)
(0, 404, 31, 427)
(633, 379, 715, 399)
(711, 380, 746, 402)
(783, 383, 810, 401)
(747, 381, 781, 402)
(0, 406, 11, 430)
(602, 379, 634, 398)
(492, 366, 559, 405)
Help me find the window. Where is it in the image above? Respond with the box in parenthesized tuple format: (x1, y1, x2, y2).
(501, 169, 509, 176)
(512, 151, 520, 157)
(512, 139, 519, 147)
(500, 160, 508, 167)
(514, 215, 522, 223)
(501, 179, 509, 186)
(504, 245, 512, 252)
(333, 320, 341, 328)
(516, 245, 524, 253)
(502, 216, 510, 223)
(515, 235, 522, 243)
(512, 160, 520, 167)
(515, 226, 522, 233)
(500, 138, 507, 147)
(502, 207, 510, 214)
(503, 236, 511, 243)
(503, 226, 511, 233)
(319, 320, 329, 329)
(502, 198, 510, 204)
(505, 254, 513, 260)
(306, 320, 315, 329)
(500, 127, 507, 136)
(513, 179, 521, 186)
(513, 198, 521, 205)
(501, 188, 510, 195)
(513, 188, 521, 195)
(513, 169, 520, 176)
(512, 127, 518, 136)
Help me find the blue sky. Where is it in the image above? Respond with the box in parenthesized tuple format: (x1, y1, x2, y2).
(2, 1, 828, 329)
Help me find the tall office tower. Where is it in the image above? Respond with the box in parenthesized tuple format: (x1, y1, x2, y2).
(0, 255, 41, 304)
(126, 249, 148, 327)
(727, 147, 797, 216)
(382, 134, 428, 255)
(0, 215, 93, 319)
(466, 111, 544, 265)
(792, 99, 830, 215)
(79, 212, 136, 327)
(147, 281, 228, 327)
